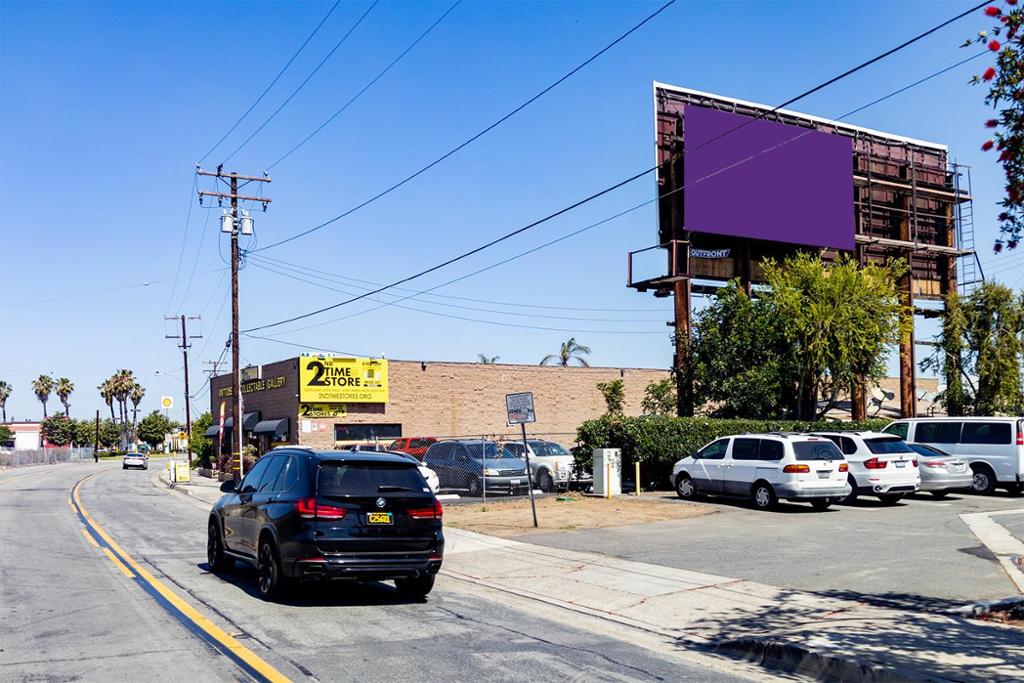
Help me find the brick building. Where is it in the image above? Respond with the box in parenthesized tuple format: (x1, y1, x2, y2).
(207, 357, 669, 454)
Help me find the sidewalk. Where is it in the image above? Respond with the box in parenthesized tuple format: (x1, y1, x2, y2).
(161, 471, 1023, 681)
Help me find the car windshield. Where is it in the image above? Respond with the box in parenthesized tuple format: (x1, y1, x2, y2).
(792, 441, 844, 461)
(865, 437, 914, 454)
(466, 442, 518, 459)
(318, 463, 426, 496)
(541, 442, 570, 456)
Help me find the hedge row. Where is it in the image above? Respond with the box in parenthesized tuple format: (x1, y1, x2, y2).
(573, 415, 891, 488)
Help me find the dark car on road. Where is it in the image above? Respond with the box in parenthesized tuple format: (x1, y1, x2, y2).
(423, 440, 530, 496)
(207, 448, 444, 601)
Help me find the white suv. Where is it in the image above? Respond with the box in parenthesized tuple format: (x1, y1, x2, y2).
(671, 434, 850, 511)
(810, 431, 920, 504)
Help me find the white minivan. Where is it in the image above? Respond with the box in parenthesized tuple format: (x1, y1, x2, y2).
(881, 417, 1024, 495)
(671, 434, 851, 511)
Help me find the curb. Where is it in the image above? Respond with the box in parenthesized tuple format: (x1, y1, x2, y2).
(714, 638, 952, 683)
(951, 595, 1024, 620)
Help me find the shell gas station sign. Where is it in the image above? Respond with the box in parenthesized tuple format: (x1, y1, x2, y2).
(299, 356, 388, 404)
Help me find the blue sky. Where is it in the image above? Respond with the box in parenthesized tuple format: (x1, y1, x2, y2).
(1, 0, 1020, 423)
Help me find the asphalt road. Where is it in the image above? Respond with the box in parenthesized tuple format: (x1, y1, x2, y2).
(0, 463, 758, 682)
(524, 490, 1024, 605)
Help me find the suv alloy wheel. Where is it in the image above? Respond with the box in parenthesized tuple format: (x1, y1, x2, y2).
(207, 520, 229, 573)
(258, 540, 284, 601)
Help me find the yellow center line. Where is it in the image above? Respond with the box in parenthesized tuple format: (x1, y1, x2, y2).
(71, 472, 290, 683)
(102, 546, 135, 577)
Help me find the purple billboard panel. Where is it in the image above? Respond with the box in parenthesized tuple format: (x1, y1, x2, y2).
(682, 106, 854, 250)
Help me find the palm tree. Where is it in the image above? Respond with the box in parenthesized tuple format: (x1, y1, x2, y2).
(99, 380, 115, 421)
(477, 354, 500, 364)
(0, 381, 11, 422)
(31, 374, 54, 418)
(540, 337, 592, 367)
(111, 369, 136, 428)
(130, 383, 145, 433)
(55, 377, 74, 418)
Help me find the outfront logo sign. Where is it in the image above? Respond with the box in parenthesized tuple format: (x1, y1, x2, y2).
(299, 356, 389, 404)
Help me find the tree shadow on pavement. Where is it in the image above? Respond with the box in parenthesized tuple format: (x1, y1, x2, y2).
(197, 562, 428, 607)
(678, 586, 1023, 683)
(655, 494, 840, 514)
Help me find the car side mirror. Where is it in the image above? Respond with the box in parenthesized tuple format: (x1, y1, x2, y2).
(691, 452, 700, 459)
(220, 480, 236, 493)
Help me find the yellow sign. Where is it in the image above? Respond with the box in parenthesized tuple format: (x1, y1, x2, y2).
(178, 431, 188, 440)
(300, 403, 349, 419)
(299, 356, 388, 404)
(161, 396, 174, 409)
(174, 462, 191, 482)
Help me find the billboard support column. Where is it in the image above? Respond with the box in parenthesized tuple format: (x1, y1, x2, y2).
(898, 264, 916, 419)
(673, 279, 694, 417)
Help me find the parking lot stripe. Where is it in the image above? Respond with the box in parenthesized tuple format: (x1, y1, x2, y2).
(71, 472, 291, 683)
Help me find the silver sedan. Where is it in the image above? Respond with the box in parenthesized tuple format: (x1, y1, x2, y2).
(907, 443, 972, 498)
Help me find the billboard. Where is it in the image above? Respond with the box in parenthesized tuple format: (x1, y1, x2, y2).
(682, 106, 854, 250)
(298, 356, 389, 404)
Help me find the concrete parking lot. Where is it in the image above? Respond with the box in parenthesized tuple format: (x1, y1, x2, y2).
(523, 490, 1024, 604)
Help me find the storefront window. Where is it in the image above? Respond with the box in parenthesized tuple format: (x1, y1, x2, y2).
(334, 423, 402, 442)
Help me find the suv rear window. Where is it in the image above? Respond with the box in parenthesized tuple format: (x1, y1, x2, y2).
(793, 441, 844, 461)
(318, 463, 426, 496)
(865, 437, 914, 454)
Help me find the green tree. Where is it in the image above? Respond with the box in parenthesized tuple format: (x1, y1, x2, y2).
(0, 380, 11, 422)
(74, 418, 96, 446)
(596, 379, 625, 415)
(190, 411, 215, 468)
(540, 337, 591, 367)
(0, 424, 12, 443)
(965, 3, 1024, 250)
(98, 419, 122, 449)
(41, 413, 76, 446)
(641, 376, 677, 416)
(31, 374, 54, 419)
(137, 410, 174, 448)
(762, 254, 906, 420)
(926, 282, 1024, 415)
(130, 383, 145, 432)
(99, 379, 115, 421)
(55, 377, 74, 418)
(477, 354, 500, 364)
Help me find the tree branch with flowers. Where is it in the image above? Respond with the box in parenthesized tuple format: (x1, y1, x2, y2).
(966, 1, 1024, 252)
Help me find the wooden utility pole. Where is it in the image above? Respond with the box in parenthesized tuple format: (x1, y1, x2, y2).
(165, 315, 201, 467)
(197, 168, 271, 478)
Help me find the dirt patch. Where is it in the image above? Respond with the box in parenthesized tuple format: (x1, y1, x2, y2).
(443, 493, 711, 537)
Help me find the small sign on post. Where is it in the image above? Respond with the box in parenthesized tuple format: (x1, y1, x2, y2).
(506, 392, 538, 528)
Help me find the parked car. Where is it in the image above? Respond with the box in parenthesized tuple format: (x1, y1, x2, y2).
(810, 432, 920, 505)
(339, 446, 440, 494)
(122, 452, 148, 470)
(207, 448, 443, 601)
(388, 437, 438, 460)
(905, 443, 972, 498)
(346, 442, 388, 452)
(671, 433, 850, 511)
(504, 440, 592, 492)
(423, 440, 530, 496)
(881, 417, 1024, 495)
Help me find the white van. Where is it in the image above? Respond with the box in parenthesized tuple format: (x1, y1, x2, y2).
(881, 417, 1024, 495)
(671, 433, 850, 511)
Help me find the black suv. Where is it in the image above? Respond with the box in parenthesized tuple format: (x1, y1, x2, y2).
(207, 448, 444, 601)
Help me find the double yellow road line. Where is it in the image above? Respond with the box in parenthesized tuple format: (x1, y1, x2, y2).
(71, 472, 290, 683)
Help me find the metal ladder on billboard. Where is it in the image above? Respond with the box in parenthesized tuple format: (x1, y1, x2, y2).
(954, 164, 984, 295)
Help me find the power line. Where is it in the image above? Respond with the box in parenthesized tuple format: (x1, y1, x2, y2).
(220, 1, 380, 165)
(243, 334, 371, 358)
(197, 0, 343, 164)
(246, 252, 671, 313)
(172, 188, 216, 314)
(268, 0, 461, 170)
(253, 0, 678, 252)
(164, 174, 198, 314)
(247, 47, 986, 337)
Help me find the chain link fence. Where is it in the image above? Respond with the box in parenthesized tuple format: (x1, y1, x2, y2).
(0, 446, 95, 467)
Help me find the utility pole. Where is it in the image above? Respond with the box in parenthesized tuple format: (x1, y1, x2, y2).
(196, 167, 271, 478)
(93, 409, 100, 463)
(202, 359, 224, 378)
(165, 315, 202, 467)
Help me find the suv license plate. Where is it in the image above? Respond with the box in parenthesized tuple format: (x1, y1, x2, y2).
(895, 461, 906, 468)
(367, 512, 392, 525)
(817, 471, 830, 479)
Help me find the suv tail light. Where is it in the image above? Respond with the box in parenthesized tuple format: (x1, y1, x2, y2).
(408, 500, 444, 520)
(911, 459, 918, 467)
(863, 457, 888, 469)
(296, 498, 347, 520)
(783, 464, 810, 473)
(838, 463, 849, 472)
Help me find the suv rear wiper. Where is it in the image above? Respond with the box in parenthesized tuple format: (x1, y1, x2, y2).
(378, 485, 415, 492)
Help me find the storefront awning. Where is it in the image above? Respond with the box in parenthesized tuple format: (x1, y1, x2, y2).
(223, 412, 259, 431)
(203, 425, 221, 437)
(252, 418, 289, 438)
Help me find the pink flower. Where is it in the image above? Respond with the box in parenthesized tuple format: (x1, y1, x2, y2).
(983, 66, 998, 80)
(987, 119, 999, 127)
(1009, 240, 1019, 250)
(982, 140, 995, 150)
(1007, 0, 1017, 6)
(994, 242, 1004, 253)
(989, 39, 1002, 50)
(985, 6, 1001, 16)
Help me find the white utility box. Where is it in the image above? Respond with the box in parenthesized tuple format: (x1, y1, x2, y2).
(593, 448, 622, 497)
